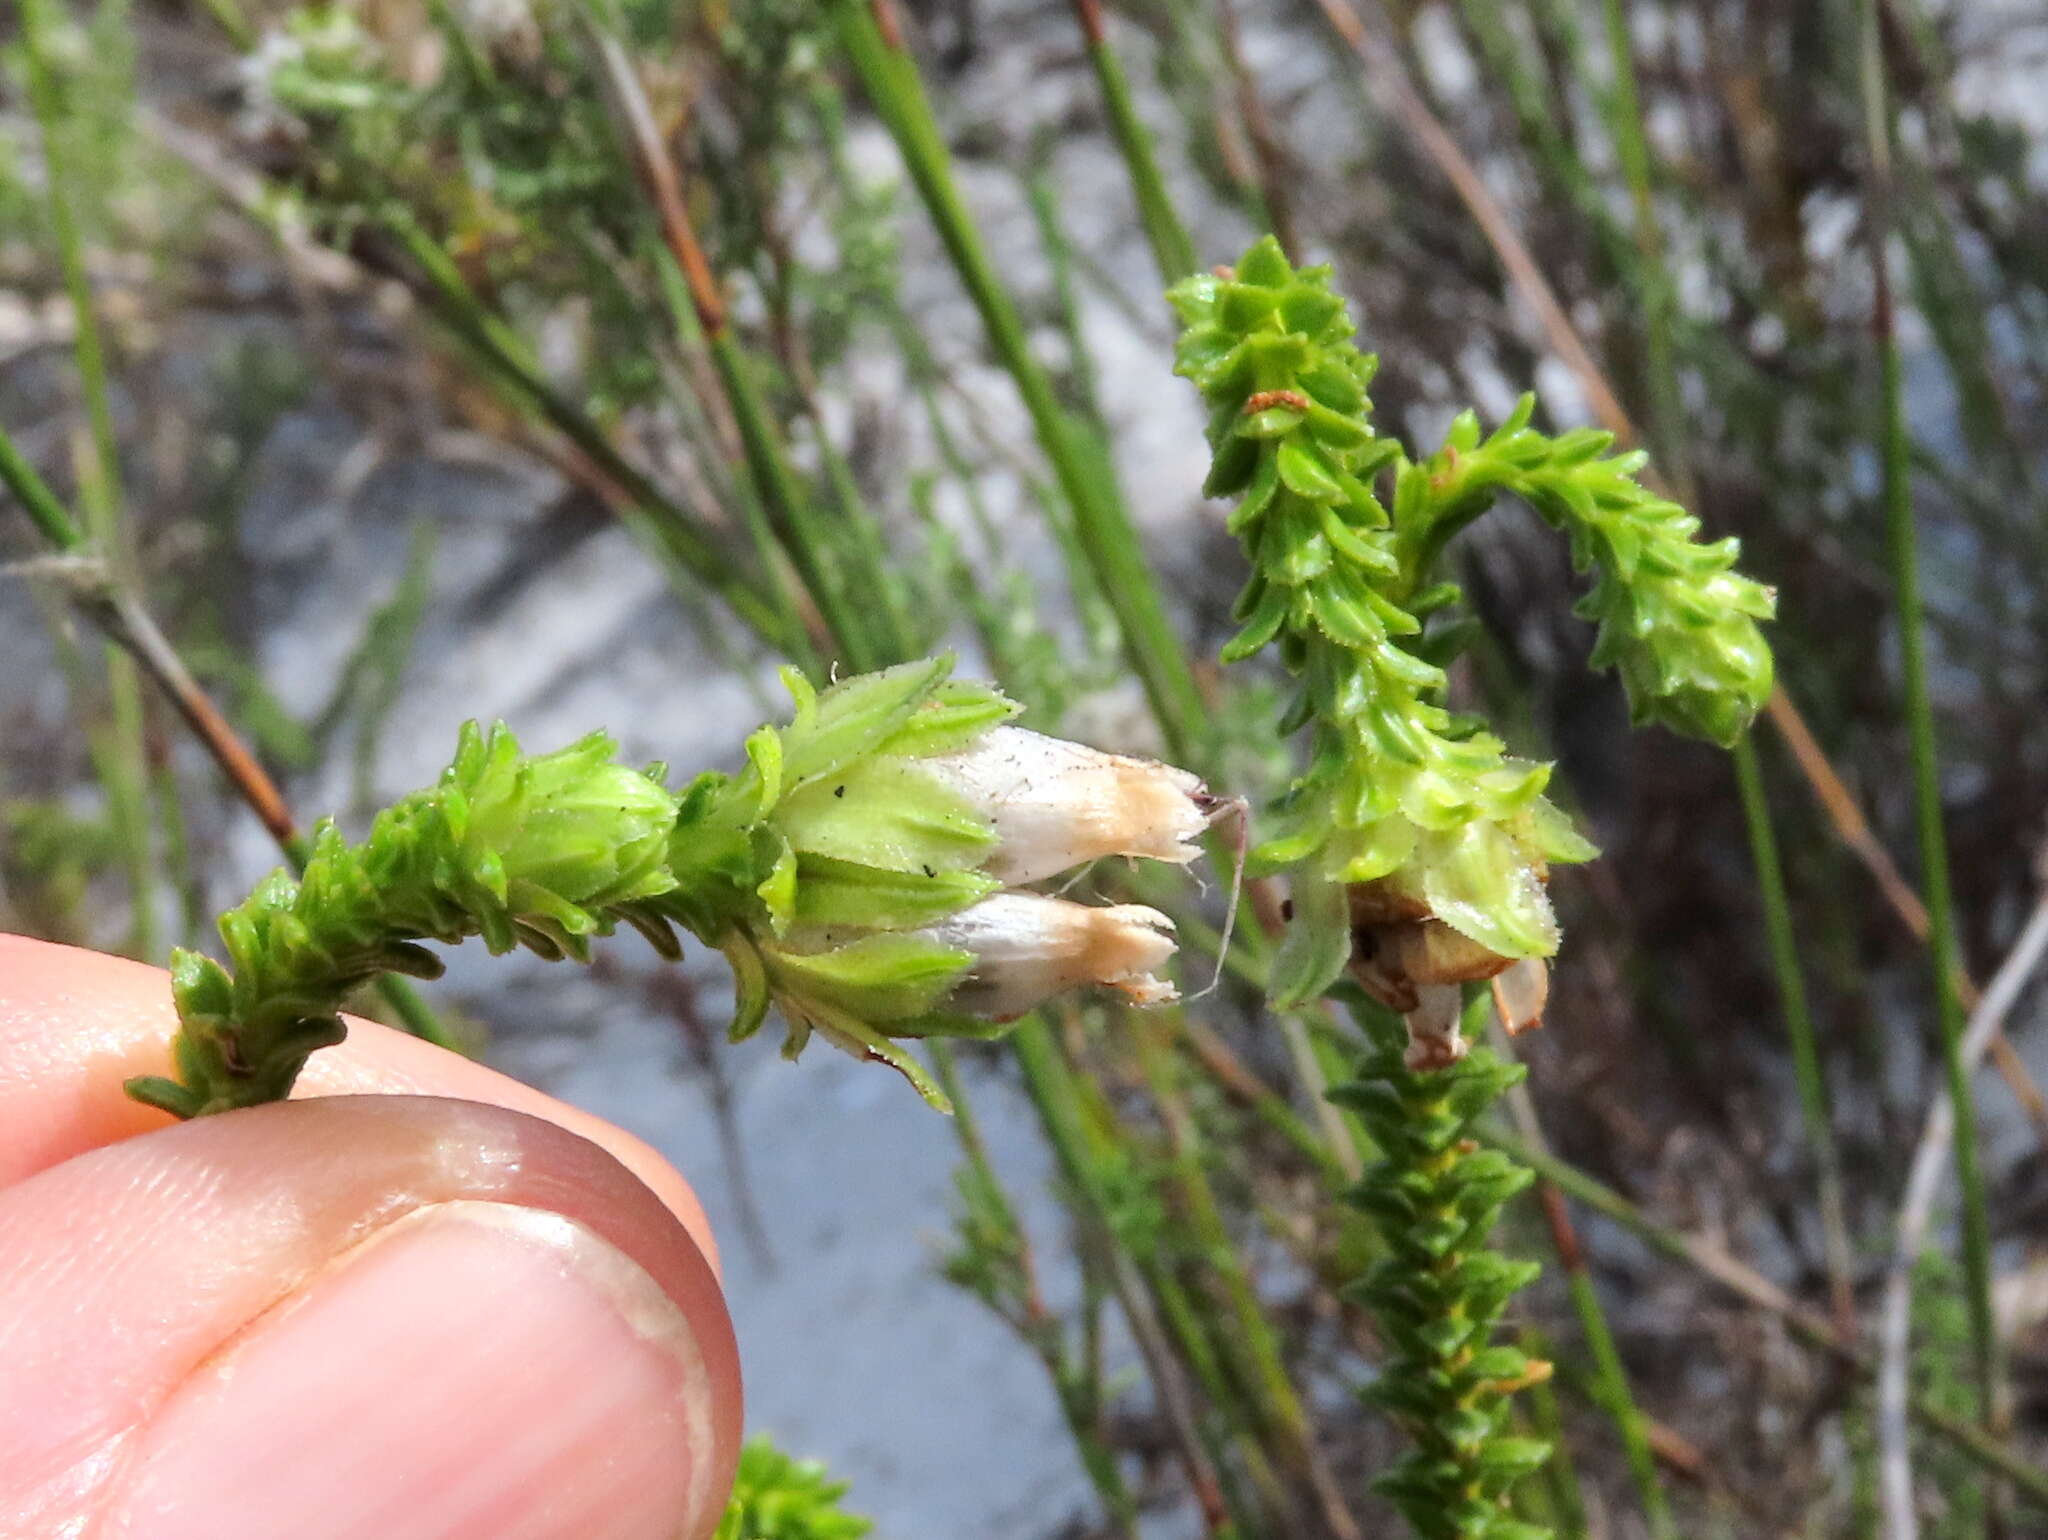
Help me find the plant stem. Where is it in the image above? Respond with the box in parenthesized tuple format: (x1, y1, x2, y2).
(23, 0, 162, 959)
(23, 0, 123, 518)
(929, 1042, 1142, 1538)
(1496, 1024, 1674, 1538)
(1486, 1125, 2048, 1507)
(581, 15, 880, 674)
(1595, 0, 1685, 477)
(835, 0, 1208, 760)
(1008, 1018, 1243, 1534)
(1732, 736, 1856, 1325)
(1597, 11, 1855, 1318)
(1066, 0, 1199, 281)
(375, 208, 812, 662)
(0, 425, 456, 1048)
(1210, 0, 1298, 260)
(1132, 1014, 1363, 1540)
(1520, 1330, 1591, 1535)
(1857, 0, 1996, 1435)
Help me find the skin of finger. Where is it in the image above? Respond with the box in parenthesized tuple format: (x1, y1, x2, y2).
(0, 935, 717, 1271)
(0, 1094, 743, 1537)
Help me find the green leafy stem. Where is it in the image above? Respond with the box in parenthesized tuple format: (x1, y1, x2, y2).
(1172, 236, 1773, 1004)
(1174, 237, 1775, 1538)
(128, 657, 1205, 1118)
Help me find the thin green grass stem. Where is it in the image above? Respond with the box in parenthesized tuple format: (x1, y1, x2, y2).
(834, 1, 1207, 760)
(1008, 1018, 1262, 1533)
(929, 1042, 1142, 1537)
(1131, 1015, 1362, 1540)
(1520, 1329, 1590, 1535)
(1596, 0, 1684, 476)
(1733, 736, 1856, 1324)
(1486, 1125, 2048, 1506)
(1857, 0, 1997, 1435)
(3, 419, 460, 1046)
(1068, 0, 1199, 282)
(377, 211, 811, 662)
(1590, 0, 1857, 1334)
(25, 0, 160, 958)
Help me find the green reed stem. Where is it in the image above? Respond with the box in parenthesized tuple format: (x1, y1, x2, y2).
(576, 4, 893, 677)
(1059, 1029, 1295, 1527)
(1596, 0, 1683, 476)
(1594, 0, 1856, 1330)
(23, 0, 122, 517)
(709, 330, 880, 671)
(94, 640, 158, 957)
(1156, 889, 2048, 1513)
(646, 246, 820, 666)
(1857, 0, 1996, 1432)
(834, 0, 1207, 760)
(1733, 736, 1856, 1322)
(2, 419, 458, 1047)
(374, 209, 811, 662)
(929, 1041, 1142, 1537)
(25, 0, 161, 959)
(1068, 0, 1200, 282)
(0, 429, 86, 559)
(1008, 1018, 1254, 1533)
(1519, 1330, 1590, 1535)
(1025, 152, 1103, 419)
(1486, 1125, 2048, 1506)
(152, 759, 205, 944)
(1132, 1014, 1363, 1540)
(1568, 1269, 1670, 1529)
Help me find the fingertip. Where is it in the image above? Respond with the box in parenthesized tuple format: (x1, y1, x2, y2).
(0, 936, 720, 1275)
(0, 1095, 742, 1539)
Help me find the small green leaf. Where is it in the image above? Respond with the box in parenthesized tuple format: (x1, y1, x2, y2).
(725, 939, 772, 1041)
(768, 934, 972, 1021)
(792, 853, 997, 929)
(1269, 865, 1352, 1008)
(1277, 439, 1343, 501)
(780, 655, 954, 789)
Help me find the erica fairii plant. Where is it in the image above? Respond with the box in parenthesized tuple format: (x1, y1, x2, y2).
(1171, 234, 1774, 1044)
(128, 657, 1213, 1119)
(1173, 238, 1774, 1536)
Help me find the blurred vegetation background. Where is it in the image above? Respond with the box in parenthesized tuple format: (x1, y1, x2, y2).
(4, 0, 2048, 1535)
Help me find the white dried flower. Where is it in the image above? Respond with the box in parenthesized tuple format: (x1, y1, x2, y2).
(913, 892, 1180, 1020)
(1403, 983, 1467, 1072)
(920, 725, 1211, 886)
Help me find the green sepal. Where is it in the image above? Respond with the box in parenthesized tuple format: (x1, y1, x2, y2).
(779, 655, 953, 790)
(755, 831, 799, 937)
(775, 758, 994, 874)
(792, 853, 999, 930)
(879, 677, 1021, 758)
(766, 934, 973, 1022)
(724, 938, 773, 1042)
(793, 994, 955, 1113)
(1269, 864, 1352, 1007)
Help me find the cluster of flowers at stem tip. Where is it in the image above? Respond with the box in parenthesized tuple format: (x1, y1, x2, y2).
(125, 656, 1215, 1120)
(1170, 236, 1774, 1061)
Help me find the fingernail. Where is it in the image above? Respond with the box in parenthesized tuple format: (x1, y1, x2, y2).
(100, 1201, 720, 1540)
